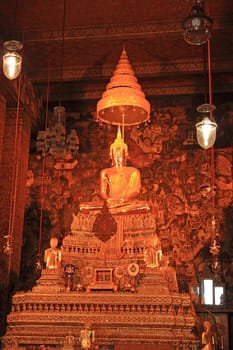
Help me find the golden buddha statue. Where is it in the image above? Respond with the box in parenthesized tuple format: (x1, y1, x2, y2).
(80, 326, 95, 350)
(201, 320, 213, 350)
(80, 126, 150, 213)
(144, 234, 162, 268)
(44, 237, 62, 269)
(100, 127, 141, 203)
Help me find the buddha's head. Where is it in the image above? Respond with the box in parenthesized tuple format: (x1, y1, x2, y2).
(203, 320, 211, 332)
(50, 237, 58, 249)
(110, 126, 128, 167)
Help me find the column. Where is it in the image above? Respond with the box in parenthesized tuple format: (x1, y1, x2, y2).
(0, 93, 6, 166)
(1, 108, 31, 276)
(0, 107, 31, 336)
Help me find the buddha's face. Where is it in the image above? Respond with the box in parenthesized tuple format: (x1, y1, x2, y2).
(112, 148, 126, 167)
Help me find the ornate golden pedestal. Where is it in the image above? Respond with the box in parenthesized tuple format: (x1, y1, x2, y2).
(3, 281, 198, 349)
(2, 210, 199, 349)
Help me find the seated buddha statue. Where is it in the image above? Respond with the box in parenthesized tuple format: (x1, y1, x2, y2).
(80, 126, 150, 213)
(100, 126, 141, 205)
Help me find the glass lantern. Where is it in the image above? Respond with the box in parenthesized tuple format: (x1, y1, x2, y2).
(195, 116, 217, 149)
(3, 40, 23, 80)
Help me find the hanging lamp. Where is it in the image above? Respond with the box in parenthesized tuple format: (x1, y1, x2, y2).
(183, 0, 213, 46)
(195, 40, 217, 149)
(196, 105, 217, 149)
(96, 48, 150, 126)
(36, 0, 79, 161)
(3, 40, 23, 80)
(2, 0, 23, 80)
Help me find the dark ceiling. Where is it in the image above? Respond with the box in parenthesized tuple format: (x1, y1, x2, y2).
(0, 0, 233, 117)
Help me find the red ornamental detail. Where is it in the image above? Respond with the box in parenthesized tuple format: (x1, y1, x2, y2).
(93, 201, 117, 242)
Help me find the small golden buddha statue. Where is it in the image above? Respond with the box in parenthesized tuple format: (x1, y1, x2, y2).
(44, 237, 62, 269)
(100, 126, 141, 205)
(80, 325, 95, 350)
(144, 234, 162, 268)
(201, 320, 213, 350)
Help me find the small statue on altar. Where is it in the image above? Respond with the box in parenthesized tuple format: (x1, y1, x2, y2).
(44, 237, 62, 269)
(144, 234, 162, 268)
(201, 320, 213, 350)
(80, 324, 95, 350)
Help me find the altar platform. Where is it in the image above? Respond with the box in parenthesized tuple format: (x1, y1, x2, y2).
(2, 265, 199, 350)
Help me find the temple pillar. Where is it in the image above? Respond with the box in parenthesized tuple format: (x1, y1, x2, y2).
(0, 93, 7, 257)
(0, 107, 31, 336)
(0, 93, 6, 166)
(0, 71, 42, 339)
(0, 94, 8, 338)
(0, 107, 31, 275)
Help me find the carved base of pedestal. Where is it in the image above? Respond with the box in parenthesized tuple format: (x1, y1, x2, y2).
(4, 288, 198, 349)
(138, 266, 178, 294)
(32, 268, 65, 293)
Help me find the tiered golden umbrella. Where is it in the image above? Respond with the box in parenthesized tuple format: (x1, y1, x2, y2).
(97, 48, 150, 126)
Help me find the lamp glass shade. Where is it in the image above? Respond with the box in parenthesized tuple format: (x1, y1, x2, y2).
(183, 5, 212, 46)
(3, 40, 23, 80)
(195, 116, 217, 149)
(183, 17, 212, 45)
